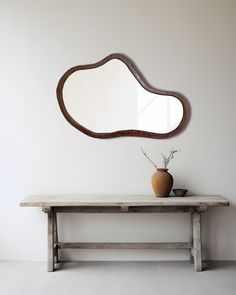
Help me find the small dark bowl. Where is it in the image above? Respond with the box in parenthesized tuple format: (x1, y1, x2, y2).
(173, 189, 188, 197)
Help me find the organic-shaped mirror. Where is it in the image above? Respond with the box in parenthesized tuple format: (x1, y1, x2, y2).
(57, 54, 190, 139)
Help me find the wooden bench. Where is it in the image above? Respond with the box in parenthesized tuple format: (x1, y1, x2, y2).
(20, 195, 229, 272)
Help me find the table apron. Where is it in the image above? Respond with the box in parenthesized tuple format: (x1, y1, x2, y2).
(42, 206, 208, 213)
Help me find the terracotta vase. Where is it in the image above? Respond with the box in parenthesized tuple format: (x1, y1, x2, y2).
(151, 168, 173, 197)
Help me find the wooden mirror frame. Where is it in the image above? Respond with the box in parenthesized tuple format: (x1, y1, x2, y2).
(56, 53, 190, 139)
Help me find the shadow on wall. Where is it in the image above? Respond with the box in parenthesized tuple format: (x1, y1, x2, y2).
(202, 205, 235, 261)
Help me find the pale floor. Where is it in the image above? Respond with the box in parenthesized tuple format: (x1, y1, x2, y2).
(0, 261, 236, 295)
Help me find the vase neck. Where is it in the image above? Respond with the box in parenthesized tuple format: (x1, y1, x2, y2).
(157, 168, 168, 172)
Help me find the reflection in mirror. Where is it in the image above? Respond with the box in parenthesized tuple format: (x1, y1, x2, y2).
(63, 59, 183, 134)
(57, 54, 190, 139)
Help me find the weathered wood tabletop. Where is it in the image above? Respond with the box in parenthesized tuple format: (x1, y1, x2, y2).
(20, 194, 229, 207)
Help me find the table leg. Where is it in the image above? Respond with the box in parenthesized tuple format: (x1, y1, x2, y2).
(47, 208, 54, 272)
(192, 210, 202, 271)
(189, 212, 194, 263)
(53, 212, 59, 263)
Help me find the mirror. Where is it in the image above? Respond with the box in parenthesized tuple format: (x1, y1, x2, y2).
(57, 54, 190, 139)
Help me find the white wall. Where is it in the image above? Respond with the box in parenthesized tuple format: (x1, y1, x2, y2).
(1, 0, 236, 261)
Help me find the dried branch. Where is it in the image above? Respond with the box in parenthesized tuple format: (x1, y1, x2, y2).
(141, 147, 158, 171)
(162, 149, 179, 168)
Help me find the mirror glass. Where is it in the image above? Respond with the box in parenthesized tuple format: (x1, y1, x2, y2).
(62, 59, 184, 134)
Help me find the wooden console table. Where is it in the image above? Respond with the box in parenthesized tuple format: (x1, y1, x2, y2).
(20, 195, 229, 272)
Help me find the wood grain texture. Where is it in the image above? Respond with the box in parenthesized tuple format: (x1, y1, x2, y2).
(53, 213, 59, 264)
(193, 211, 202, 271)
(20, 195, 229, 208)
(56, 242, 191, 250)
(53, 206, 195, 213)
(47, 208, 54, 272)
(189, 212, 194, 264)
